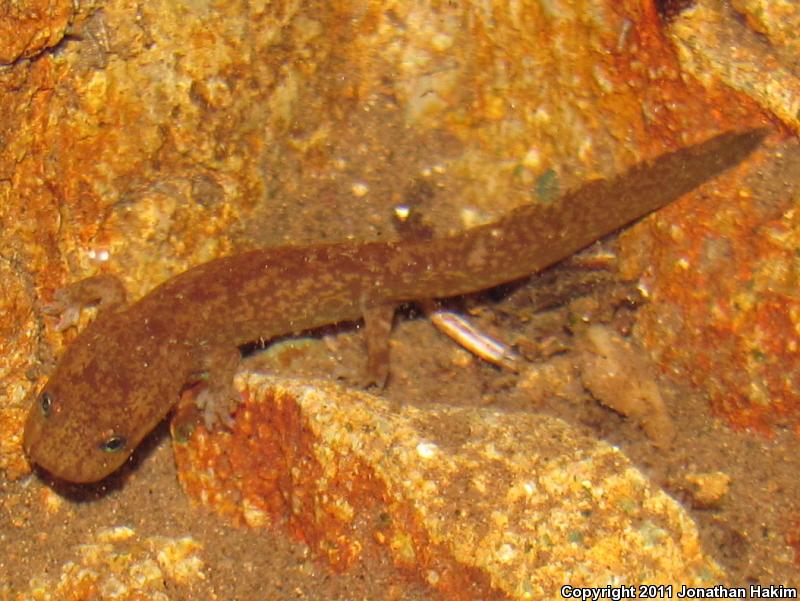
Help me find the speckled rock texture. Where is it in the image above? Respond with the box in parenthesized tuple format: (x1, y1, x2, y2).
(670, 0, 799, 131)
(625, 0, 800, 432)
(175, 374, 724, 600)
(17, 526, 205, 601)
(0, 0, 73, 65)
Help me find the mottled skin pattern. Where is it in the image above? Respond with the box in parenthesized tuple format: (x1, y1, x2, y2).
(24, 129, 765, 483)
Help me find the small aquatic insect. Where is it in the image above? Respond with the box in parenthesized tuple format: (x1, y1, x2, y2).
(23, 128, 766, 483)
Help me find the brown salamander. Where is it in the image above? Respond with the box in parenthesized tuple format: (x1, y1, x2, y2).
(24, 129, 765, 483)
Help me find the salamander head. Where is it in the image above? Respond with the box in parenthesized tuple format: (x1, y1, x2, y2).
(23, 327, 171, 483)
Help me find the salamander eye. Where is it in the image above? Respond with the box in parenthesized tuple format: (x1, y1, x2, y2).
(39, 391, 53, 417)
(99, 435, 127, 453)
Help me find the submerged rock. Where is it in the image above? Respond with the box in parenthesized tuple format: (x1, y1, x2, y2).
(174, 373, 722, 600)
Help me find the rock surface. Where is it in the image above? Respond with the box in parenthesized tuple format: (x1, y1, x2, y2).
(175, 374, 723, 600)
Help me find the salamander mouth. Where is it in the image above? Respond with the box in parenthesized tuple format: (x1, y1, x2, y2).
(23, 416, 119, 484)
(22, 407, 44, 462)
(27, 452, 120, 484)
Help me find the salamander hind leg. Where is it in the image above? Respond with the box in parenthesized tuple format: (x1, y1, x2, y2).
(361, 301, 397, 388)
(42, 274, 127, 331)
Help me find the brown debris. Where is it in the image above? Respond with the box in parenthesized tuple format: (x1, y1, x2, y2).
(577, 324, 676, 447)
(683, 471, 732, 509)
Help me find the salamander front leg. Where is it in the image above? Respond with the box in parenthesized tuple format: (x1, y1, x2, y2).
(42, 274, 128, 330)
(188, 345, 243, 429)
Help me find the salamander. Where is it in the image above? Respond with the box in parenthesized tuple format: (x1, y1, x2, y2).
(23, 129, 765, 483)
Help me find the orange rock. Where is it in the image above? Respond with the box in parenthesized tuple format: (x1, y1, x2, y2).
(0, 0, 73, 64)
(174, 374, 723, 599)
